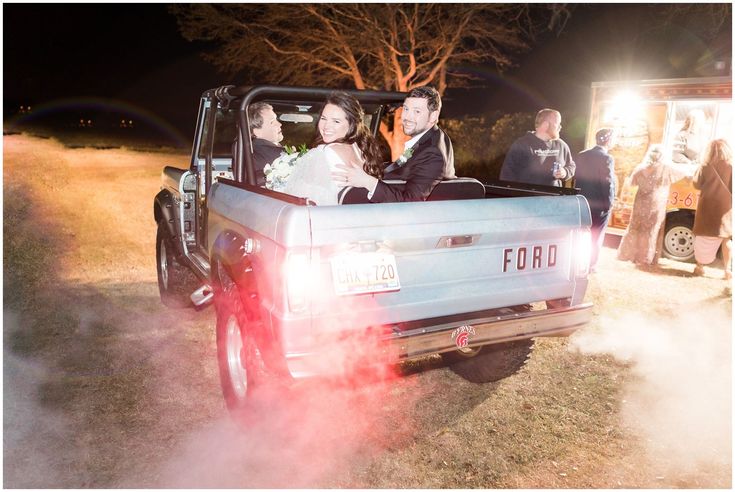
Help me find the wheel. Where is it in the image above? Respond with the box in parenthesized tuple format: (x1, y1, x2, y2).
(214, 265, 267, 417)
(663, 213, 695, 262)
(156, 220, 198, 308)
(442, 339, 534, 384)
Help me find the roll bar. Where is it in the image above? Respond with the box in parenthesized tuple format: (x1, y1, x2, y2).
(206, 85, 407, 186)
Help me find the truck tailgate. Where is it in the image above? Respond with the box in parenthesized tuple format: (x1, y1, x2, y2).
(303, 195, 591, 331)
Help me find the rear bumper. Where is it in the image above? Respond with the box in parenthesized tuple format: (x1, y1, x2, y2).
(284, 302, 593, 378)
(391, 302, 592, 359)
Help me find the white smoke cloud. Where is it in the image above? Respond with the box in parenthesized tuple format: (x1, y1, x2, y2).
(3, 310, 72, 487)
(151, 373, 424, 488)
(569, 300, 732, 473)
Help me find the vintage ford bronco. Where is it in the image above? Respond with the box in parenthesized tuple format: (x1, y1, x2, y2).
(153, 85, 593, 414)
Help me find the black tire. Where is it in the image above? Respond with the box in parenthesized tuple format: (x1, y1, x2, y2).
(663, 213, 695, 262)
(155, 221, 198, 308)
(442, 339, 534, 384)
(214, 266, 267, 418)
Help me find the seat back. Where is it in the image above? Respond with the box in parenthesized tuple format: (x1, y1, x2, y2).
(426, 177, 486, 201)
(338, 177, 485, 204)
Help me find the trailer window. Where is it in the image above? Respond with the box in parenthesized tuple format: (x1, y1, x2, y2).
(715, 102, 733, 140)
(668, 102, 717, 139)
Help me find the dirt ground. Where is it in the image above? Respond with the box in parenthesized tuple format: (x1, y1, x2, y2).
(3, 134, 732, 488)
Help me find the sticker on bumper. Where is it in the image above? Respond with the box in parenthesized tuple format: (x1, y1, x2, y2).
(452, 325, 476, 349)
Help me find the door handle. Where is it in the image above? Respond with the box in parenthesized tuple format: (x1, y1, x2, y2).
(437, 235, 478, 248)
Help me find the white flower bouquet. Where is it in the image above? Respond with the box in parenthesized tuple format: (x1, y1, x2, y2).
(264, 144, 308, 191)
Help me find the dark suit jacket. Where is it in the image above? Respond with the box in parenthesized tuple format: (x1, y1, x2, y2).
(370, 126, 455, 203)
(252, 138, 282, 186)
(574, 145, 615, 219)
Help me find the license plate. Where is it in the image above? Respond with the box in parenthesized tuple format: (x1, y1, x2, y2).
(331, 253, 401, 295)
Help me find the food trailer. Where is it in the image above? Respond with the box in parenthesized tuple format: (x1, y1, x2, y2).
(584, 76, 732, 261)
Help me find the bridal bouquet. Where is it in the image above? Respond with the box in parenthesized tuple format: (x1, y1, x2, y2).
(264, 144, 308, 191)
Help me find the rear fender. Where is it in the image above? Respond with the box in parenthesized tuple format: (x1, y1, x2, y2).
(211, 230, 251, 284)
(211, 231, 290, 377)
(153, 189, 182, 257)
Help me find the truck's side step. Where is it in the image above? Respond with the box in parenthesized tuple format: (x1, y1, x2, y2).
(190, 284, 213, 308)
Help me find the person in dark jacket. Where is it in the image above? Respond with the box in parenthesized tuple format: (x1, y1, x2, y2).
(335, 85, 455, 202)
(500, 108, 575, 187)
(575, 128, 616, 270)
(249, 102, 283, 186)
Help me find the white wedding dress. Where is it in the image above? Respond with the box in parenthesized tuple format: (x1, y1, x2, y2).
(282, 143, 360, 205)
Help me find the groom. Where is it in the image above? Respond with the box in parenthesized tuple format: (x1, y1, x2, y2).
(337, 85, 455, 202)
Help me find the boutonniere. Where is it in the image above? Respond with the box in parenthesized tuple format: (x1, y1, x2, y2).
(396, 146, 414, 166)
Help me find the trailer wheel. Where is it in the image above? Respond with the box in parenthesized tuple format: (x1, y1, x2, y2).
(663, 213, 695, 262)
(156, 221, 198, 308)
(442, 339, 534, 384)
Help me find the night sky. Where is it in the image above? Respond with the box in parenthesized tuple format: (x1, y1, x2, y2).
(4, 3, 731, 149)
(4, 4, 220, 145)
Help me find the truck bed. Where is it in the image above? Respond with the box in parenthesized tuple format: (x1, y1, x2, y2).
(207, 180, 592, 378)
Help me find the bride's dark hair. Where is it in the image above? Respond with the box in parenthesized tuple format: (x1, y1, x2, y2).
(313, 91, 384, 178)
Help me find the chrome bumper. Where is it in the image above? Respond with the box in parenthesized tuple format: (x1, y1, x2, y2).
(284, 303, 593, 379)
(390, 302, 593, 360)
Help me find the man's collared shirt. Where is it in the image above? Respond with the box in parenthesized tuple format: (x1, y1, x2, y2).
(403, 128, 430, 154)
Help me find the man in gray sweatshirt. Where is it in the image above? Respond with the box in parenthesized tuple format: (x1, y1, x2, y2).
(500, 109, 575, 187)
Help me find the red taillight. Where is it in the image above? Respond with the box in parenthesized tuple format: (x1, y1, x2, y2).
(285, 251, 320, 312)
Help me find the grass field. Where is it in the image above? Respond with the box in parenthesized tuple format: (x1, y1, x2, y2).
(3, 133, 731, 488)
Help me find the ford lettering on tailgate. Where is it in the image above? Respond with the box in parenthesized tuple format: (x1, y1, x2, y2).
(502, 244, 557, 272)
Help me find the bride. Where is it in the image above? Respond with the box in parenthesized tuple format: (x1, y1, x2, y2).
(282, 92, 383, 205)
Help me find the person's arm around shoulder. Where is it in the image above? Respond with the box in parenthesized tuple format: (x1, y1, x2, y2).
(331, 144, 379, 194)
(371, 145, 444, 202)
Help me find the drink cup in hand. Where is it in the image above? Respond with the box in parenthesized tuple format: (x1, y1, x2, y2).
(552, 161, 563, 179)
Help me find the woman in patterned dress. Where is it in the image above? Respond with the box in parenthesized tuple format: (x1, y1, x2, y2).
(617, 145, 688, 265)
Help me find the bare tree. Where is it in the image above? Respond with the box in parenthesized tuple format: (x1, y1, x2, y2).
(660, 3, 732, 42)
(172, 3, 569, 156)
